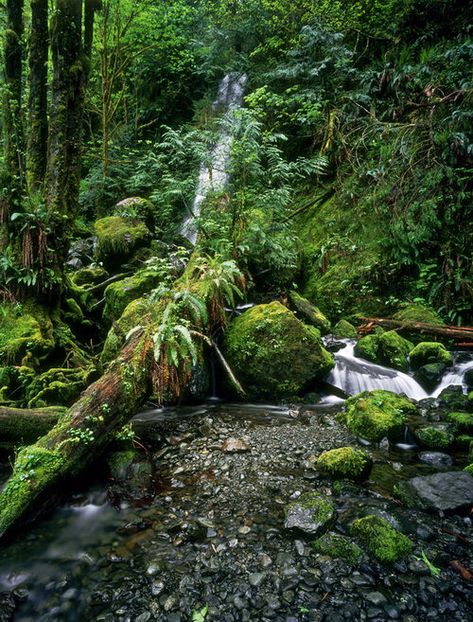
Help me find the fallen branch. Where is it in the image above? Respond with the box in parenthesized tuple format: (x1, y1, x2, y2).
(0, 406, 66, 445)
(359, 317, 473, 343)
(85, 272, 131, 294)
(212, 340, 245, 396)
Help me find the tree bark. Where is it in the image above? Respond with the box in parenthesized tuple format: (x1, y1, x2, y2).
(46, 0, 86, 266)
(359, 317, 473, 343)
(27, 0, 49, 192)
(0, 406, 65, 445)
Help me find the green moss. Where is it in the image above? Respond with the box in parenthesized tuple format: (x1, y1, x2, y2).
(333, 320, 357, 339)
(354, 331, 413, 371)
(0, 405, 66, 444)
(0, 446, 66, 537)
(114, 197, 156, 231)
(0, 303, 53, 365)
(350, 515, 413, 563)
(103, 269, 163, 323)
(446, 411, 473, 433)
(316, 447, 372, 480)
(223, 302, 334, 399)
(288, 291, 331, 335)
(94, 216, 150, 268)
(344, 390, 416, 442)
(456, 434, 473, 448)
(71, 265, 108, 288)
(313, 533, 363, 565)
(393, 303, 444, 326)
(65, 298, 84, 323)
(409, 342, 453, 370)
(465, 464, 473, 475)
(414, 424, 455, 449)
(101, 298, 151, 364)
(26, 367, 96, 408)
(286, 492, 336, 525)
(107, 449, 137, 479)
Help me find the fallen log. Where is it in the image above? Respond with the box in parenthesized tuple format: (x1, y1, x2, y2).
(359, 317, 473, 343)
(0, 406, 66, 445)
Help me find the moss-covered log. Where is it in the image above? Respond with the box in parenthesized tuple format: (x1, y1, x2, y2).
(0, 329, 151, 540)
(359, 317, 473, 344)
(0, 406, 65, 445)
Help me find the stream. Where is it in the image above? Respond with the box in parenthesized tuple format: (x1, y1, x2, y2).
(1, 340, 473, 621)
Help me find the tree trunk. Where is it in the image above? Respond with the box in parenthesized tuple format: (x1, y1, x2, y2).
(0, 406, 65, 445)
(2, 0, 25, 238)
(359, 317, 473, 343)
(0, 329, 152, 540)
(46, 0, 85, 266)
(27, 0, 49, 193)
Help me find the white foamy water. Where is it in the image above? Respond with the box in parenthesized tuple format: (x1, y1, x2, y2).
(181, 73, 247, 244)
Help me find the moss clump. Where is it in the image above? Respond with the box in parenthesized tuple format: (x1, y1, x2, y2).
(103, 269, 163, 323)
(101, 298, 151, 364)
(343, 390, 416, 442)
(333, 320, 357, 339)
(114, 197, 156, 231)
(71, 265, 108, 288)
(288, 291, 331, 335)
(223, 302, 334, 399)
(350, 515, 413, 563)
(456, 434, 473, 448)
(465, 464, 473, 475)
(0, 446, 66, 537)
(313, 533, 363, 565)
(95, 216, 150, 268)
(393, 303, 444, 326)
(107, 449, 137, 480)
(409, 342, 453, 370)
(26, 367, 96, 408)
(354, 331, 413, 371)
(0, 303, 53, 365)
(317, 447, 372, 481)
(285, 493, 337, 536)
(446, 411, 473, 433)
(414, 424, 455, 449)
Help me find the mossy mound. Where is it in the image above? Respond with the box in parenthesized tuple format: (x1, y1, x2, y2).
(71, 265, 108, 288)
(94, 216, 150, 268)
(0, 303, 53, 365)
(223, 302, 334, 399)
(333, 319, 357, 339)
(354, 330, 413, 372)
(446, 411, 473, 433)
(284, 493, 337, 537)
(103, 270, 163, 323)
(312, 533, 363, 565)
(350, 515, 413, 563)
(393, 303, 444, 326)
(26, 367, 96, 408)
(288, 291, 331, 335)
(114, 197, 156, 231)
(316, 447, 372, 481)
(409, 342, 453, 370)
(101, 298, 151, 364)
(343, 390, 417, 442)
(414, 424, 455, 450)
(438, 386, 470, 411)
(414, 363, 447, 391)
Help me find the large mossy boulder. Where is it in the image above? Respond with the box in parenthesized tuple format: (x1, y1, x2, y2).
(0, 303, 53, 366)
(409, 342, 453, 370)
(333, 319, 357, 339)
(103, 269, 163, 323)
(350, 515, 413, 563)
(354, 330, 413, 372)
(316, 447, 372, 481)
(343, 390, 417, 442)
(223, 302, 334, 399)
(94, 216, 150, 268)
(414, 424, 455, 450)
(288, 291, 331, 335)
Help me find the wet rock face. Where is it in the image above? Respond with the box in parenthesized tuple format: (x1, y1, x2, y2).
(284, 493, 337, 537)
(395, 471, 473, 512)
(418, 451, 453, 467)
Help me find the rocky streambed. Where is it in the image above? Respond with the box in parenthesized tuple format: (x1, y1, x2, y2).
(1, 398, 472, 622)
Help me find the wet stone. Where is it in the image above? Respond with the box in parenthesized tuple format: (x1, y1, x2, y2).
(418, 452, 453, 467)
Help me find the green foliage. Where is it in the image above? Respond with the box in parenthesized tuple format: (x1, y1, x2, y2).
(351, 515, 413, 563)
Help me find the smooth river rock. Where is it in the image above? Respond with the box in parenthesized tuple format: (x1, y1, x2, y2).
(396, 471, 473, 512)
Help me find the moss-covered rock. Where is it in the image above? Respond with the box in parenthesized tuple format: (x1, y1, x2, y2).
(414, 424, 455, 450)
(333, 319, 357, 339)
(103, 269, 164, 323)
(0, 303, 53, 366)
(114, 197, 156, 232)
(446, 411, 473, 433)
(288, 291, 331, 335)
(393, 303, 444, 326)
(94, 216, 150, 268)
(350, 515, 413, 563)
(101, 298, 151, 365)
(71, 265, 108, 288)
(284, 493, 337, 537)
(354, 331, 413, 372)
(343, 390, 417, 442)
(316, 447, 372, 481)
(438, 386, 470, 411)
(26, 367, 96, 408)
(414, 363, 447, 391)
(409, 342, 453, 370)
(312, 533, 363, 565)
(456, 434, 473, 448)
(223, 302, 334, 399)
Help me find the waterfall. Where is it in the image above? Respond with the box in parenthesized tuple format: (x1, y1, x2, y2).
(181, 73, 248, 245)
(326, 339, 473, 401)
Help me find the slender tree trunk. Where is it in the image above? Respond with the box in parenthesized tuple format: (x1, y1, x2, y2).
(2, 0, 25, 244)
(46, 0, 85, 266)
(27, 0, 49, 193)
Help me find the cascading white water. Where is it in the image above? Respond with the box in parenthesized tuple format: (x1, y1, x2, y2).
(181, 73, 248, 245)
(326, 340, 473, 401)
(326, 340, 429, 400)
